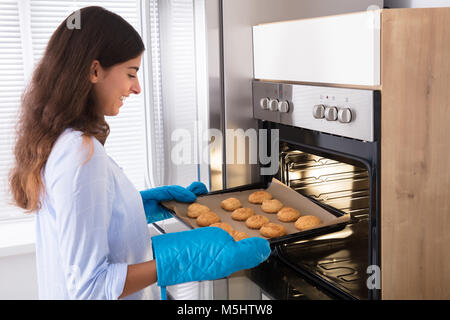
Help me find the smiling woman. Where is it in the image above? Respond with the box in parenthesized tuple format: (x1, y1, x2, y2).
(7, 6, 156, 300)
(0, 0, 231, 301)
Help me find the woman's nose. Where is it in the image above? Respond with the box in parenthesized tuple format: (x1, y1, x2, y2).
(131, 79, 141, 95)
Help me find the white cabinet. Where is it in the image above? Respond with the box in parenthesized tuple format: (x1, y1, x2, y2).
(253, 10, 380, 86)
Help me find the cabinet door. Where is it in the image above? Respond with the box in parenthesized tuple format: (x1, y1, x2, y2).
(253, 10, 380, 86)
(381, 8, 450, 299)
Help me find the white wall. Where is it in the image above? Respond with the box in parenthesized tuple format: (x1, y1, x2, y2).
(0, 218, 37, 299)
(0, 252, 38, 299)
(384, 0, 450, 7)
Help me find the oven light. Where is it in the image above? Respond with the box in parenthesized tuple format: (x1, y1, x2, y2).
(289, 228, 354, 245)
(312, 228, 354, 241)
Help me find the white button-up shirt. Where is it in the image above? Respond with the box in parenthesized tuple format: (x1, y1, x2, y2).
(35, 128, 159, 299)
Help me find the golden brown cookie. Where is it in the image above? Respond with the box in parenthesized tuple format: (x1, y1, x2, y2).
(245, 214, 270, 229)
(197, 211, 220, 227)
(187, 203, 210, 218)
(260, 222, 287, 238)
(231, 207, 255, 221)
(277, 207, 301, 222)
(220, 197, 242, 211)
(248, 190, 273, 204)
(232, 230, 249, 241)
(210, 222, 234, 235)
(294, 215, 322, 231)
(261, 199, 284, 213)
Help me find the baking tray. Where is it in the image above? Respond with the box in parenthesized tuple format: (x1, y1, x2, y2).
(161, 178, 351, 245)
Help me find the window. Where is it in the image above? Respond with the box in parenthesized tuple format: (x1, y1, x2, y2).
(156, 0, 209, 188)
(0, 0, 148, 221)
(0, 0, 209, 222)
(0, 0, 28, 221)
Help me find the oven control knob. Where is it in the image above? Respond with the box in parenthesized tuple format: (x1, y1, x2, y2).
(260, 97, 270, 110)
(325, 106, 338, 121)
(338, 108, 353, 123)
(313, 104, 325, 119)
(269, 99, 279, 111)
(278, 100, 290, 113)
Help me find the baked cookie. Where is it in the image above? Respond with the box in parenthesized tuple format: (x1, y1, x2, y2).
(210, 222, 234, 235)
(260, 222, 286, 238)
(232, 230, 249, 241)
(231, 207, 255, 221)
(197, 211, 220, 227)
(294, 215, 322, 231)
(248, 190, 273, 204)
(277, 207, 301, 222)
(187, 203, 210, 218)
(245, 214, 270, 229)
(261, 199, 284, 213)
(221, 197, 242, 211)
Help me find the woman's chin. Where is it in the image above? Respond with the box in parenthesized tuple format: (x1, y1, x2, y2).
(104, 109, 120, 117)
(104, 103, 121, 116)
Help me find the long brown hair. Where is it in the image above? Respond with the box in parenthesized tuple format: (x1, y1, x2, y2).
(9, 6, 145, 213)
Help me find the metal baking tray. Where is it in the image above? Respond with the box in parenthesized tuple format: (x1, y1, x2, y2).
(161, 178, 351, 246)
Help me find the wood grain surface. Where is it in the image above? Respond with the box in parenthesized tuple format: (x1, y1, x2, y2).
(381, 8, 450, 299)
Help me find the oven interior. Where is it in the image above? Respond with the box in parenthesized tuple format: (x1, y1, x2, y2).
(278, 142, 370, 219)
(274, 142, 371, 300)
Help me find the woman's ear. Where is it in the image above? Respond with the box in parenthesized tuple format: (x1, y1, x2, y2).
(89, 60, 101, 83)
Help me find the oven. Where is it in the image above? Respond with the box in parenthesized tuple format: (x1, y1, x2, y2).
(247, 80, 381, 300)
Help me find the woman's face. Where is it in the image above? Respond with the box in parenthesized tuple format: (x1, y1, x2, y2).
(90, 54, 142, 116)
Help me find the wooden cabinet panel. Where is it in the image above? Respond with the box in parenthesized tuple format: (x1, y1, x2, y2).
(381, 8, 450, 299)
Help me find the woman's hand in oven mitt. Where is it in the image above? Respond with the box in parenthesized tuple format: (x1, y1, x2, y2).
(152, 227, 271, 298)
(140, 182, 208, 223)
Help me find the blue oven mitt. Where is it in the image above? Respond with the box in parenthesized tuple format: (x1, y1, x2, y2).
(152, 226, 271, 299)
(140, 182, 208, 223)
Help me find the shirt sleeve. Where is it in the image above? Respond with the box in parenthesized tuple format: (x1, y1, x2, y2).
(46, 132, 128, 300)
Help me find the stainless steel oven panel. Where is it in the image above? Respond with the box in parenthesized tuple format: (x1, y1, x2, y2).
(253, 81, 375, 142)
(252, 82, 280, 123)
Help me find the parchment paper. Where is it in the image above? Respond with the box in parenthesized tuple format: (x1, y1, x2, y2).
(161, 178, 350, 241)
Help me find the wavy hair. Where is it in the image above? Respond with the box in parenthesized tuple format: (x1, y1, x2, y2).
(9, 6, 145, 212)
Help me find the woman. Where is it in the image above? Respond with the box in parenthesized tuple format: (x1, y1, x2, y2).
(9, 7, 269, 300)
